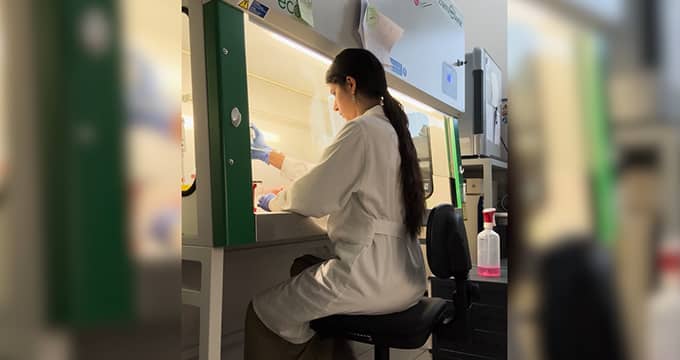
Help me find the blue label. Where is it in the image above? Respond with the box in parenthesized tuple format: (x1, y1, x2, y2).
(249, 0, 270, 18)
(441, 62, 457, 100)
(390, 57, 404, 77)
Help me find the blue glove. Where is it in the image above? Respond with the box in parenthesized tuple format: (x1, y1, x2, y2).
(258, 193, 277, 212)
(250, 124, 272, 164)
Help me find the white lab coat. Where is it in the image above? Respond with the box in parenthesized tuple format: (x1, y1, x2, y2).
(252, 105, 427, 344)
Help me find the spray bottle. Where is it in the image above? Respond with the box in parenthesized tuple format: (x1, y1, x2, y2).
(477, 208, 500, 277)
(647, 236, 680, 360)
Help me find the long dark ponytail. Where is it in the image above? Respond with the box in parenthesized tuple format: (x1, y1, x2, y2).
(326, 49, 425, 239)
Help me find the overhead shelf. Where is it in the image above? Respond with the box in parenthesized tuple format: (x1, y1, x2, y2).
(461, 157, 508, 209)
(461, 157, 508, 170)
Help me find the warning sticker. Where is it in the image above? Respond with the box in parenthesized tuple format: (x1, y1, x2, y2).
(238, 0, 249, 10)
(249, 0, 270, 18)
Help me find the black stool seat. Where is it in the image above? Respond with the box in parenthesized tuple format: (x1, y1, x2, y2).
(311, 297, 452, 350)
(309, 205, 474, 360)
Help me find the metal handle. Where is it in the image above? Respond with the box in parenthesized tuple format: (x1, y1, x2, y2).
(231, 107, 242, 128)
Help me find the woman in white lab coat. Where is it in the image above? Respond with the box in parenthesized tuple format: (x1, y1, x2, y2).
(244, 48, 427, 359)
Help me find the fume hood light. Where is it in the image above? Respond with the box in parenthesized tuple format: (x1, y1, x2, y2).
(262, 130, 280, 144)
(182, 115, 194, 130)
(267, 31, 332, 66)
(252, 19, 441, 116)
(389, 88, 440, 115)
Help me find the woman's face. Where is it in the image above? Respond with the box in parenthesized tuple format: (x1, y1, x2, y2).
(328, 77, 358, 121)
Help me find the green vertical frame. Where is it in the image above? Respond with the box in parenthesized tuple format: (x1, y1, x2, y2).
(40, 0, 133, 325)
(445, 117, 464, 208)
(203, 1, 255, 247)
(579, 34, 617, 246)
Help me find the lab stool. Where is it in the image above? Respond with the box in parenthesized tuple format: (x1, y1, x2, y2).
(311, 297, 453, 360)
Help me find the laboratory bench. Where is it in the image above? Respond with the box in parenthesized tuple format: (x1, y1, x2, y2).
(181, 212, 330, 360)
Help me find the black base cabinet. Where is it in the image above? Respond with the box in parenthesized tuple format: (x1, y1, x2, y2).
(431, 275, 507, 360)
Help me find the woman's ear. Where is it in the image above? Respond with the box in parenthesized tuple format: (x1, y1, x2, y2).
(345, 76, 357, 95)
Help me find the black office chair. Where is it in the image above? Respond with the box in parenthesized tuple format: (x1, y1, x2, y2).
(311, 204, 475, 360)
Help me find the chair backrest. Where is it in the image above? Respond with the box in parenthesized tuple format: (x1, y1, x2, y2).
(426, 204, 472, 279)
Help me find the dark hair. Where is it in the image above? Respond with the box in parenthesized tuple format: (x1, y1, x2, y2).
(326, 48, 425, 239)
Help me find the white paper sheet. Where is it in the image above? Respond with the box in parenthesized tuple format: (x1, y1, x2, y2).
(487, 70, 502, 144)
(298, 0, 314, 26)
(358, 2, 404, 65)
(358, 0, 368, 45)
(486, 104, 495, 143)
(494, 108, 501, 145)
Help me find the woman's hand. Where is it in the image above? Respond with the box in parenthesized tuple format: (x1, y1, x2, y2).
(257, 193, 277, 212)
(250, 124, 272, 164)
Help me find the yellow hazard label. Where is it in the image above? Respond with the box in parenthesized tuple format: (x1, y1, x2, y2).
(238, 0, 249, 10)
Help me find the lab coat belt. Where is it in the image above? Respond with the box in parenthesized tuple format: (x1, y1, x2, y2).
(372, 220, 408, 238)
(373, 220, 422, 267)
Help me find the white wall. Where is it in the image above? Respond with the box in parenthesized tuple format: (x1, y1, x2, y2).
(456, 0, 508, 95)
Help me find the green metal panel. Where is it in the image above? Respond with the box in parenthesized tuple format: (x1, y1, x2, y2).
(445, 117, 463, 208)
(579, 34, 617, 246)
(39, 0, 133, 325)
(203, 1, 256, 247)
